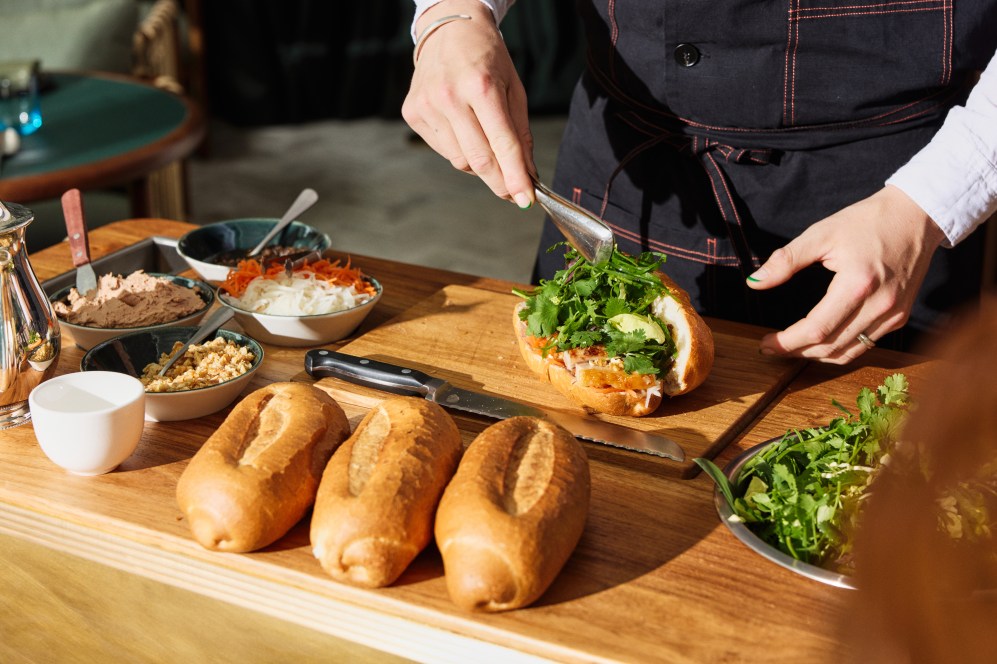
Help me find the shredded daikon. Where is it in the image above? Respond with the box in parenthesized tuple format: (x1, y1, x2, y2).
(226, 272, 372, 316)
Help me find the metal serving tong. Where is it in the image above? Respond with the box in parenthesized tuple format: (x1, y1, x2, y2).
(531, 175, 615, 265)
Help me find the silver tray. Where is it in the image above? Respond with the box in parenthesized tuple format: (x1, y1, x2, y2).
(41, 236, 187, 296)
(714, 438, 856, 589)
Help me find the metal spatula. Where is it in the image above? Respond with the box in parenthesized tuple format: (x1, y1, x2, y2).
(532, 175, 615, 265)
(62, 188, 97, 296)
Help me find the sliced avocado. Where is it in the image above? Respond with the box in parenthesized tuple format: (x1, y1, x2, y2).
(608, 313, 667, 344)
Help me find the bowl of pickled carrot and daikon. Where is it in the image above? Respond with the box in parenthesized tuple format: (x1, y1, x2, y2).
(216, 254, 381, 346)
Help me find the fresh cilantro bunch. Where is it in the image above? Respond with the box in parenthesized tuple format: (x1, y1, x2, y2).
(512, 245, 677, 376)
(696, 374, 911, 571)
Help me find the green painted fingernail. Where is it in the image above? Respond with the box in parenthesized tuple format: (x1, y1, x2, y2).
(747, 267, 767, 282)
(514, 193, 533, 209)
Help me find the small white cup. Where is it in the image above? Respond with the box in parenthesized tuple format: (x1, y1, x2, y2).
(29, 371, 146, 475)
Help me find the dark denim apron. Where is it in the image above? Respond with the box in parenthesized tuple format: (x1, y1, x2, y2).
(534, 0, 997, 349)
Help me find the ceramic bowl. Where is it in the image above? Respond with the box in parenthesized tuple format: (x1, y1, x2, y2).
(80, 327, 264, 422)
(28, 371, 146, 475)
(50, 274, 215, 351)
(176, 218, 333, 283)
(217, 276, 382, 347)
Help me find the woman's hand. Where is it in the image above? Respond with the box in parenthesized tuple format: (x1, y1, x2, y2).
(746, 185, 947, 363)
(402, 0, 536, 208)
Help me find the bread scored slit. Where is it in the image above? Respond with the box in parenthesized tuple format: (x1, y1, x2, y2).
(435, 417, 590, 612)
(233, 393, 273, 467)
(347, 406, 390, 495)
(502, 424, 554, 516)
(310, 397, 464, 588)
(175, 382, 351, 553)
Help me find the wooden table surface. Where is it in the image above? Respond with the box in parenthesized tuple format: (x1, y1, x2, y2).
(0, 219, 936, 663)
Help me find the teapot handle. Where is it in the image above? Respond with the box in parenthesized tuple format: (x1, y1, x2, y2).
(0, 249, 17, 394)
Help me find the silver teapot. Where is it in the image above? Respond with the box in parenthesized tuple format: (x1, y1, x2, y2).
(0, 199, 60, 428)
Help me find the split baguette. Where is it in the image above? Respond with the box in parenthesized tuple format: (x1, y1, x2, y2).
(514, 270, 714, 416)
(435, 416, 590, 612)
(176, 382, 350, 553)
(310, 396, 463, 588)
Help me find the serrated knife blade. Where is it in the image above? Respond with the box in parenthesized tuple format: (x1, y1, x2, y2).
(305, 349, 685, 462)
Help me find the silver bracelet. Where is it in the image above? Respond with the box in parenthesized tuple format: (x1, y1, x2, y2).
(413, 14, 473, 66)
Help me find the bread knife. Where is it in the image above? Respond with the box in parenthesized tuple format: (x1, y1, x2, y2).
(304, 349, 685, 462)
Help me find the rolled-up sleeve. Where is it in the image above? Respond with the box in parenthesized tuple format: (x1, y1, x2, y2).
(887, 50, 997, 247)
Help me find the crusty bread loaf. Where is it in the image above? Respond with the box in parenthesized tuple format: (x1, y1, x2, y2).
(435, 416, 590, 612)
(513, 271, 714, 416)
(310, 396, 463, 588)
(652, 270, 714, 397)
(176, 382, 350, 553)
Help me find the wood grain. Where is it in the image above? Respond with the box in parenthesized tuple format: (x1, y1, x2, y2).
(317, 284, 806, 478)
(0, 219, 939, 663)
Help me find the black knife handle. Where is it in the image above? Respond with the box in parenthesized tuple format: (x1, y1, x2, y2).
(304, 349, 437, 397)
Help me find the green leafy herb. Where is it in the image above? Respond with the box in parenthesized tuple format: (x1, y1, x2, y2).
(512, 244, 677, 375)
(695, 374, 911, 572)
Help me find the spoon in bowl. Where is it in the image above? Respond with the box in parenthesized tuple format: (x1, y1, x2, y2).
(246, 187, 320, 259)
(156, 306, 236, 377)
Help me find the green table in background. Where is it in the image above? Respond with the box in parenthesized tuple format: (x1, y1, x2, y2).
(0, 71, 205, 243)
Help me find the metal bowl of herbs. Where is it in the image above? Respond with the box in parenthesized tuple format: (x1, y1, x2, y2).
(696, 373, 912, 590)
(708, 439, 857, 589)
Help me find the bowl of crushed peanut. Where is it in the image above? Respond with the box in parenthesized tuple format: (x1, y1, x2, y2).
(80, 326, 264, 422)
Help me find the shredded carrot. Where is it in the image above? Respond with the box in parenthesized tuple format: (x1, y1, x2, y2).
(219, 257, 376, 298)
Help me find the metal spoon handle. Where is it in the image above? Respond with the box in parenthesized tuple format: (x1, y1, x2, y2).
(156, 307, 236, 376)
(247, 187, 319, 257)
(531, 176, 615, 265)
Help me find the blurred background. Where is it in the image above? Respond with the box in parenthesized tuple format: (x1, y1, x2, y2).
(0, 0, 586, 283)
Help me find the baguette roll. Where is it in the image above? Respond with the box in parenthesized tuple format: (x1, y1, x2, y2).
(310, 396, 463, 588)
(514, 270, 714, 416)
(435, 416, 590, 612)
(176, 382, 350, 553)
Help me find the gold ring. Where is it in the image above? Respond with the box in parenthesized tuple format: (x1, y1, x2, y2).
(857, 332, 875, 349)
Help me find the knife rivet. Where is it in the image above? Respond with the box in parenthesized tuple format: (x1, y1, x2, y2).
(359, 359, 369, 364)
(401, 369, 411, 374)
(72, 233, 80, 240)
(317, 350, 328, 355)
(446, 394, 460, 404)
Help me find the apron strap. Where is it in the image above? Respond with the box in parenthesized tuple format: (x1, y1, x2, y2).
(601, 110, 767, 275)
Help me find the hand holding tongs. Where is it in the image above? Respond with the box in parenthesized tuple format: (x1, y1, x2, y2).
(531, 175, 615, 265)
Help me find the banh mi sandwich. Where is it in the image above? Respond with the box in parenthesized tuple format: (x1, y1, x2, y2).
(513, 245, 714, 417)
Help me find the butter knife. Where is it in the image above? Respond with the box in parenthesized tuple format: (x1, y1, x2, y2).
(61, 188, 97, 296)
(305, 349, 685, 462)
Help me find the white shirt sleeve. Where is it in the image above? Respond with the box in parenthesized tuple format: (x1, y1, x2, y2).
(411, 1, 515, 41)
(886, 50, 997, 248)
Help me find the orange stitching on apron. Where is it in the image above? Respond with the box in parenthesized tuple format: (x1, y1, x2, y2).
(794, 0, 945, 19)
(783, 0, 795, 125)
(607, 0, 620, 82)
(795, 7, 943, 18)
(788, 0, 801, 125)
(941, 0, 955, 85)
(703, 148, 762, 273)
(606, 220, 742, 265)
(780, 0, 952, 127)
(587, 49, 961, 136)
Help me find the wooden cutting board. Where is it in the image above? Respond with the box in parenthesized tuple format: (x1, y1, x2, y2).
(317, 285, 805, 478)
